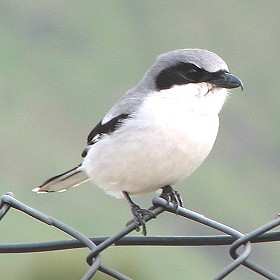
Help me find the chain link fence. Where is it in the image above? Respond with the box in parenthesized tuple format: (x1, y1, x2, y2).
(1, 192, 280, 279)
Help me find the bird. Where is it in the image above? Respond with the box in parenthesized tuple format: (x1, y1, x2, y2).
(33, 48, 243, 235)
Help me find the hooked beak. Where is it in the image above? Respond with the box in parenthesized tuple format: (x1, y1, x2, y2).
(212, 71, 243, 91)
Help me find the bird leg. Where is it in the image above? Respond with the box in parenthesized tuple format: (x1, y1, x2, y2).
(123, 191, 156, 236)
(160, 185, 183, 208)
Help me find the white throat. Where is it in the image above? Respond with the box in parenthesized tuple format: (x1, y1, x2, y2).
(156, 82, 229, 116)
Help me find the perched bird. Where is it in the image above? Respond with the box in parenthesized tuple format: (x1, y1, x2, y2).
(33, 49, 243, 235)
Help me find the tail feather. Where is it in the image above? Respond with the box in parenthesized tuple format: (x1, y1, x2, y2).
(33, 165, 89, 193)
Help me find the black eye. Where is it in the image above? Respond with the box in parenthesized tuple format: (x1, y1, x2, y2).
(155, 62, 205, 91)
(188, 68, 200, 79)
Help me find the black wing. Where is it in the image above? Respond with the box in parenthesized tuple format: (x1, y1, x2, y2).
(81, 113, 129, 157)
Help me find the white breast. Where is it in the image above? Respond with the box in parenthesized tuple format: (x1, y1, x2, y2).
(82, 83, 228, 198)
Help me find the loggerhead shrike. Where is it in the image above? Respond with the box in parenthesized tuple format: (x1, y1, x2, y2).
(33, 49, 243, 235)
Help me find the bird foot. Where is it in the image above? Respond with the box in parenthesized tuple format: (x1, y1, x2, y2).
(126, 204, 156, 236)
(160, 185, 183, 210)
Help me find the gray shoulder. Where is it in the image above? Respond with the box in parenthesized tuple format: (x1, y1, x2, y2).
(102, 86, 149, 124)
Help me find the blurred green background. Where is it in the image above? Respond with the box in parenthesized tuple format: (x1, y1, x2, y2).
(1, 1, 280, 279)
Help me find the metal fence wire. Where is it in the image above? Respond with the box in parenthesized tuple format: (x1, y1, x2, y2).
(1, 192, 280, 280)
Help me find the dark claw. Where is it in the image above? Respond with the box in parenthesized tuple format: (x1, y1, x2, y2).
(160, 185, 184, 210)
(123, 191, 156, 236)
(126, 205, 156, 236)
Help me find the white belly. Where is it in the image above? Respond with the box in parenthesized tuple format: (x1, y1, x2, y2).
(82, 89, 221, 198)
